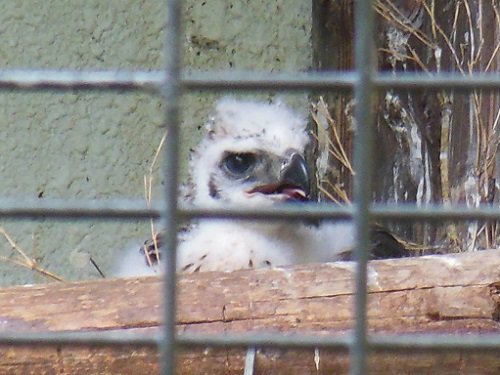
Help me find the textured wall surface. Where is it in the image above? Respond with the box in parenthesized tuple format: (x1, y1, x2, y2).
(0, 0, 311, 285)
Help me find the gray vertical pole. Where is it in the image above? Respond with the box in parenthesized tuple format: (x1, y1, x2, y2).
(350, 0, 376, 374)
(161, 0, 182, 374)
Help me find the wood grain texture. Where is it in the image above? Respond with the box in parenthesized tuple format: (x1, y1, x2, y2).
(0, 250, 499, 374)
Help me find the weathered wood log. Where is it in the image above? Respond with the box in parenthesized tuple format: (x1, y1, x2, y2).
(0, 250, 499, 374)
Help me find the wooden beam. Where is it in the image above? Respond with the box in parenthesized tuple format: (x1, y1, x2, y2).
(312, 0, 355, 202)
(0, 250, 499, 374)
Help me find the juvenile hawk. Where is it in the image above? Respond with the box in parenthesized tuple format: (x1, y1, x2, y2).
(116, 98, 405, 276)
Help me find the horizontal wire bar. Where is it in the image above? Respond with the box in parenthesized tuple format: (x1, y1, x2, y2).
(0, 331, 498, 352)
(0, 331, 160, 348)
(370, 334, 500, 352)
(0, 198, 498, 221)
(1, 70, 500, 92)
(371, 204, 500, 222)
(177, 333, 350, 350)
(180, 205, 352, 221)
(184, 71, 356, 91)
(178, 333, 500, 352)
(375, 73, 500, 91)
(0, 198, 160, 220)
(0, 69, 163, 92)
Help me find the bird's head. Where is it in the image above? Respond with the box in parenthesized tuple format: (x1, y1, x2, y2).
(189, 98, 312, 208)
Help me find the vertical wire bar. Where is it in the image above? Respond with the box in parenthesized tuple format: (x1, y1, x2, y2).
(350, 1, 376, 374)
(161, 0, 183, 375)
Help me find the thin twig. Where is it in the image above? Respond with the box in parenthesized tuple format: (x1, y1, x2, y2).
(0, 226, 64, 282)
(375, 0, 435, 49)
(143, 130, 168, 267)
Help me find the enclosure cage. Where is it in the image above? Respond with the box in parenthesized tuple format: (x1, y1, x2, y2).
(0, 0, 499, 374)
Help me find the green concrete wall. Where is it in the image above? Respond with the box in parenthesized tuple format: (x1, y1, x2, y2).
(0, 0, 311, 285)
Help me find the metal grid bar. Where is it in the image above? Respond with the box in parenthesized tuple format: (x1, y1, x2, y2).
(0, 0, 498, 373)
(350, 1, 376, 373)
(182, 204, 500, 222)
(160, 1, 183, 375)
(1, 199, 499, 221)
(1, 331, 499, 353)
(178, 333, 500, 352)
(1, 69, 500, 92)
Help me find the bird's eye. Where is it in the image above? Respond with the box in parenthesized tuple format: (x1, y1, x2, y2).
(222, 153, 256, 176)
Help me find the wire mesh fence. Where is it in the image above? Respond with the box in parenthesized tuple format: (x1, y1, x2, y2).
(0, 0, 499, 374)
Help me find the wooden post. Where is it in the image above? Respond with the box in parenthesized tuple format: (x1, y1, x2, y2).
(312, 0, 355, 201)
(312, 0, 499, 249)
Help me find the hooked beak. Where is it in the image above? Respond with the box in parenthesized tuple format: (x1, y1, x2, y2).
(280, 152, 310, 199)
(247, 152, 311, 202)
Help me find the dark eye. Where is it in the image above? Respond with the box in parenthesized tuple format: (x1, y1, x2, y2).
(222, 153, 256, 176)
